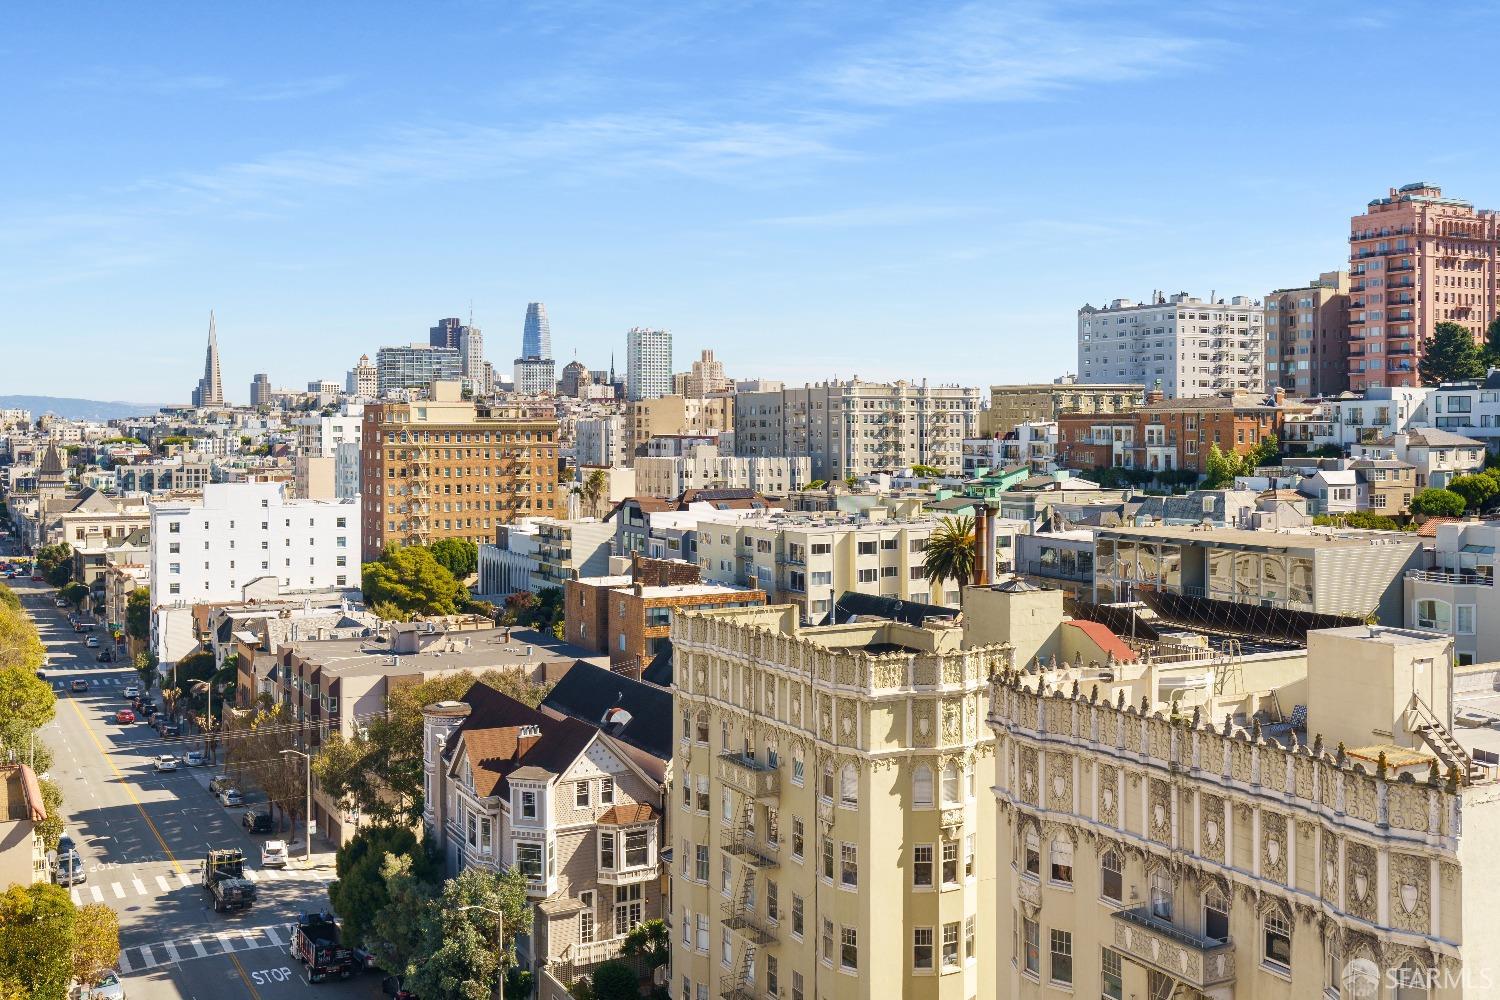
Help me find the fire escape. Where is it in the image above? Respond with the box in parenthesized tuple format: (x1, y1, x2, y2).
(718, 755, 779, 1000)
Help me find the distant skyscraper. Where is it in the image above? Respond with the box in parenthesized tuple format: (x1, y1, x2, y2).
(346, 354, 378, 398)
(458, 324, 486, 388)
(376, 344, 462, 396)
(249, 373, 272, 407)
(625, 327, 672, 401)
(430, 317, 464, 350)
(191, 311, 225, 407)
(522, 302, 551, 360)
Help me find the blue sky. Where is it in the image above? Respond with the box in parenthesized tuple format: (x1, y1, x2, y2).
(5, 1, 1500, 403)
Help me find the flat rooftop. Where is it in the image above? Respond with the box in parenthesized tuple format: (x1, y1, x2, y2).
(1316, 625, 1449, 646)
(283, 626, 605, 678)
(1099, 525, 1418, 551)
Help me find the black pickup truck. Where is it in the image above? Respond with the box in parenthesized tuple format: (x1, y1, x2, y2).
(202, 848, 257, 913)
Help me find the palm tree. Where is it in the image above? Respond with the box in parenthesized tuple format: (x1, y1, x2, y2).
(580, 468, 609, 517)
(923, 515, 976, 590)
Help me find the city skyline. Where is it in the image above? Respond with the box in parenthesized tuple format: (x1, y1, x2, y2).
(7, 3, 1500, 403)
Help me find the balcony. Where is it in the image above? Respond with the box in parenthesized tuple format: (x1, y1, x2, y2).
(596, 861, 659, 887)
(1407, 569, 1494, 587)
(1111, 906, 1235, 990)
(718, 752, 779, 803)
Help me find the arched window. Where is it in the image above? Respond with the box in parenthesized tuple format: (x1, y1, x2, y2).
(694, 710, 709, 744)
(1100, 850, 1122, 902)
(1394, 961, 1429, 1000)
(912, 765, 933, 807)
(1022, 828, 1040, 877)
(839, 765, 858, 807)
(822, 761, 835, 800)
(1263, 911, 1291, 971)
(941, 764, 961, 805)
(1414, 598, 1452, 632)
(1049, 838, 1073, 884)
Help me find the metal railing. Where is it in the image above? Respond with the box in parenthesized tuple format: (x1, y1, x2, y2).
(1407, 569, 1493, 587)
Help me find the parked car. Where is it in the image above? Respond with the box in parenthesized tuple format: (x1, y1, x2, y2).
(353, 947, 380, 972)
(242, 810, 273, 834)
(52, 852, 85, 886)
(261, 840, 288, 868)
(73, 969, 126, 1000)
(123, 685, 139, 699)
(208, 775, 233, 796)
(115, 709, 135, 724)
(218, 787, 243, 807)
(54, 598, 66, 608)
(95, 648, 113, 663)
(84, 636, 100, 648)
(153, 755, 179, 773)
(161, 723, 182, 740)
(70, 679, 88, 693)
(185, 751, 207, 767)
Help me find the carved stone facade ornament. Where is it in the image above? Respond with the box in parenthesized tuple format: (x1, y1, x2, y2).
(1019, 747, 1039, 806)
(1098, 765, 1118, 824)
(913, 699, 935, 748)
(1262, 812, 1288, 883)
(942, 699, 961, 743)
(1200, 794, 1225, 863)
(1148, 778, 1172, 842)
(1388, 852, 1430, 933)
(1346, 842, 1378, 922)
(1047, 752, 1072, 811)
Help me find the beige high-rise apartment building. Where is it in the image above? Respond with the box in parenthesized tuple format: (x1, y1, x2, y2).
(669, 603, 1010, 1000)
(983, 592, 1500, 999)
(1265, 272, 1350, 398)
(626, 393, 731, 459)
(359, 380, 562, 560)
(1349, 183, 1500, 391)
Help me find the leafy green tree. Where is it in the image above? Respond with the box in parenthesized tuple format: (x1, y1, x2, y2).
(71, 902, 120, 988)
(36, 778, 64, 851)
(588, 960, 640, 1000)
(1484, 314, 1500, 369)
(621, 918, 669, 970)
(0, 882, 75, 999)
(922, 515, 975, 590)
(406, 867, 533, 1000)
(134, 651, 158, 693)
(366, 852, 437, 978)
(363, 546, 462, 617)
(58, 581, 89, 610)
(0, 666, 57, 757)
(1201, 443, 1241, 489)
(1409, 487, 1466, 519)
(1448, 473, 1498, 512)
(125, 587, 151, 641)
(0, 606, 46, 673)
(34, 543, 74, 588)
(428, 539, 478, 580)
(328, 826, 440, 948)
(1420, 321, 1486, 386)
(0, 585, 19, 612)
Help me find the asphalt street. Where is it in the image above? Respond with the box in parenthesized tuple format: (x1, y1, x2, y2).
(13, 577, 382, 1000)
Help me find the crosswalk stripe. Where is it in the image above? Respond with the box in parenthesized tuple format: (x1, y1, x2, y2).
(133, 878, 146, 895)
(163, 941, 181, 964)
(156, 875, 171, 893)
(240, 930, 258, 949)
(243, 867, 260, 882)
(188, 935, 207, 958)
(117, 949, 134, 974)
(176, 872, 192, 889)
(111, 882, 125, 899)
(139, 945, 156, 970)
(70, 888, 81, 905)
(264, 926, 285, 946)
(216, 931, 236, 952)
(89, 885, 103, 903)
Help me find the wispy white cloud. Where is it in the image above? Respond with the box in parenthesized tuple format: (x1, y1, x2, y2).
(756, 203, 977, 228)
(818, 2, 1207, 106)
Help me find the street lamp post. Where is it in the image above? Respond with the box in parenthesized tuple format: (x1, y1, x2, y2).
(280, 748, 312, 864)
(455, 904, 505, 1000)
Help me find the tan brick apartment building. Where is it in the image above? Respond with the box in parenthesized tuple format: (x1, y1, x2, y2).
(982, 380, 1141, 438)
(1264, 271, 1350, 398)
(1349, 182, 1500, 391)
(359, 380, 563, 560)
(1057, 391, 1289, 476)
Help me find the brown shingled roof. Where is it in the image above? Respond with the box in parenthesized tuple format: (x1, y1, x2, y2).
(598, 802, 658, 826)
(453, 681, 600, 798)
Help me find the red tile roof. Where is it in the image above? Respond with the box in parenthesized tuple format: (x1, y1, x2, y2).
(1062, 620, 1137, 663)
(598, 803, 658, 826)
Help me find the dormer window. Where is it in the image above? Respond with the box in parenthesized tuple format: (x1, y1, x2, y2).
(520, 790, 538, 819)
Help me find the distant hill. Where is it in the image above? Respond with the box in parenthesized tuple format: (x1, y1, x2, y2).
(0, 395, 162, 422)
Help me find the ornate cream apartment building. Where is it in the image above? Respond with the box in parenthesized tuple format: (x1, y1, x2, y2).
(669, 602, 1011, 1000)
(986, 611, 1500, 999)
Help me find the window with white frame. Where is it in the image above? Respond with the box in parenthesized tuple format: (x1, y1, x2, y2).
(1415, 598, 1451, 631)
(942, 841, 958, 886)
(1101, 850, 1123, 902)
(614, 884, 643, 936)
(624, 828, 649, 867)
(579, 891, 595, 943)
(791, 817, 804, 859)
(913, 844, 933, 887)
(1263, 910, 1291, 971)
(840, 926, 858, 971)
(1049, 929, 1072, 985)
(1150, 872, 1174, 920)
(600, 777, 614, 804)
(519, 789, 537, 819)
(913, 927, 933, 970)
(912, 765, 933, 807)
(941, 764, 960, 805)
(1204, 889, 1229, 943)
(696, 912, 708, 951)
(1023, 828, 1040, 877)
(792, 747, 805, 785)
(941, 922, 960, 970)
(839, 765, 858, 806)
(1049, 837, 1073, 884)
(600, 831, 617, 870)
(1022, 917, 1040, 976)
(1102, 949, 1123, 1000)
(840, 843, 858, 887)
(516, 842, 544, 880)
(576, 781, 591, 808)
(1458, 604, 1476, 634)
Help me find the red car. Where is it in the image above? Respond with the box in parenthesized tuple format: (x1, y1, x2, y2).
(116, 709, 136, 724)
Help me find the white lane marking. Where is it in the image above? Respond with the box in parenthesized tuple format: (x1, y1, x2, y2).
(111, 882, 125, 899)
(215, 930, 236, 952)
(132, 877, 146, 895)
(156, 875, 171, 893)
(70, 888, 81, 905)
(264, 926, 284, 946)
(243, 867, 259, 882)
(187, 935, 207, 958)
(176, 872, 192, 889)
(139, 944, 156, 969)
(117, 949, 134, 973)
(239, 930, 258, 949)
(89, 885, 103, 903)
(163, 941, 181, 964)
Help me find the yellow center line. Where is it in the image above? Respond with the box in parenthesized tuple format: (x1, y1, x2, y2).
(227, 949, 264, 1000)
(64, 692, 186, 876)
